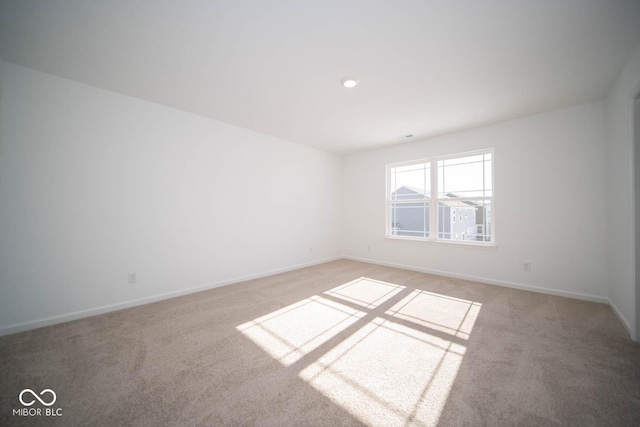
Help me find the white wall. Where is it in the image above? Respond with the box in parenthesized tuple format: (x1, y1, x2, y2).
(0, 62, 342, 334)
(0, 56, 4, 100)
(635, 96, 640, 340)
(605, 42, 640, 339)
(342, 102, 608, 301)
(2, 51, 636, 337)
(631, 98, 640, 341)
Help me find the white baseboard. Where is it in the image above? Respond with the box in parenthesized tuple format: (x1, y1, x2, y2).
(343, 256, 640, 339)
(0, 256, 342, 337)
(0, 255, 626, 338)
(608, 298, 633, 338)
(342, 255, 610, 304)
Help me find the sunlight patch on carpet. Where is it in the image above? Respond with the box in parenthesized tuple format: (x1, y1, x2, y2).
(235, 278, 397, 366)
(324, 277, 406, 308)
(386, 289, 482, 340)
(237, 277, 481, 426)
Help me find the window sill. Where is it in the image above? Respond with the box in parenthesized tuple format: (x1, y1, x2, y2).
(385, 236, 497, 250)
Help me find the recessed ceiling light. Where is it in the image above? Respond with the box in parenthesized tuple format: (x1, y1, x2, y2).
(340, 77, 359, 88)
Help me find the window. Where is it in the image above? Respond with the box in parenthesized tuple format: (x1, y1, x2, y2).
(387, 149, 493, 245)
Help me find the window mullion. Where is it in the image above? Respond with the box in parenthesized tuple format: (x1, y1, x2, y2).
(429, 159, 437, 240)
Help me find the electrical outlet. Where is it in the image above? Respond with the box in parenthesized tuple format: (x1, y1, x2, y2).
(367, 245, 372, 251)
(308, 247, 313, 254)
(523, 262, 531, 272)
(128, 272, 137, 283)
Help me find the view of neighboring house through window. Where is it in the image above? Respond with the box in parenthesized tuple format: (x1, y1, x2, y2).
(388, 161, 430, 238)
(387, 149, 493, 244)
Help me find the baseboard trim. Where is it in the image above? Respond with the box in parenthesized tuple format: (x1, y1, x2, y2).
(342, 255, 609, 304)
(0, 255, 621, 337)
(0, 256, 342, 337)
(608, 298, 632, 338)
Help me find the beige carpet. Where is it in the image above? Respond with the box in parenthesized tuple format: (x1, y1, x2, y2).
(1, 259, 639, 426)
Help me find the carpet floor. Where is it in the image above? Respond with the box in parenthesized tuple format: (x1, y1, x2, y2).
(1, 259, 639, 426)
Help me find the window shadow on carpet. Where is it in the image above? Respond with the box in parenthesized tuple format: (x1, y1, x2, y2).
(237, 276, 481, 426)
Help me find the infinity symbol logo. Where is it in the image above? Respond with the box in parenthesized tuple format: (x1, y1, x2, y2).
(19, 389, 57, 407)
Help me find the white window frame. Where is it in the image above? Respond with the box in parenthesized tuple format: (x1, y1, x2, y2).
(386, 148, 495, 246)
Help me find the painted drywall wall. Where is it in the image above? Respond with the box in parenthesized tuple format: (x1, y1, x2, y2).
(0, 62, 342, 334)
(605, 42, 640, 339)
(342, 102, 608, 301)
(0, 56, 4, 100)
(635, 96, 640, 340)
(636, 96, 640, 339)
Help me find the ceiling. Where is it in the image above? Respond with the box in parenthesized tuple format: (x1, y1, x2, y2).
(1, 1, 640, 154)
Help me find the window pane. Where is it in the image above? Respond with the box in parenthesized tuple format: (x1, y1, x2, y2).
(438, 154, 492, 198)
(390, 202, 429, 238)
(438, 199, 491, 242)
(390, 162, 430, 200)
